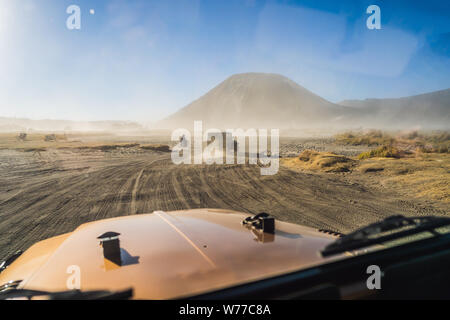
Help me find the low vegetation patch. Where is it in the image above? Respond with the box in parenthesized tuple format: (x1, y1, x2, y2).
(335, 130, 394, 146)
(140, 144, 171, 152)
(284, 150, 354, 172)
(397, 130, 450, 154)
(336, 130, 450, 155)
(77, 143, 140, 151)
(359, 165, 385, 173)
(0, 133, 174, 153)
(416, 144, 449, 154)
(358, 145, 402, 160)
(22, 147, 47, 152)
(354, 154, 450, 204)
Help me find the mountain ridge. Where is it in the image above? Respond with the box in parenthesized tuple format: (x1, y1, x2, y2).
(338, 88, 450, 129)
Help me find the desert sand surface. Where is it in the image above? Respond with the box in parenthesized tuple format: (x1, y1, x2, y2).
(0, 132, 447, 261)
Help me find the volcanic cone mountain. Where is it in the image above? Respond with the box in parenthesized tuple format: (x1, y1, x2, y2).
(158, 73, 350, 129)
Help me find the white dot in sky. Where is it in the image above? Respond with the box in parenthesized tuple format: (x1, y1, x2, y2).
(90, 9, 95, 15)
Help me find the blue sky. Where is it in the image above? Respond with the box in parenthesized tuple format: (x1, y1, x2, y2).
(0, 0, 449, 121)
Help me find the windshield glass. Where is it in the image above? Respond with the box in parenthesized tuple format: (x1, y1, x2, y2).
(0, 0, 448, 298)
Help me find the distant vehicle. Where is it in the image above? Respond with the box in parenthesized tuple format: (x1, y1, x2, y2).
(17, 133, 27, 141)
(44, 134, 57, 142)
(1, 209, 450, 300)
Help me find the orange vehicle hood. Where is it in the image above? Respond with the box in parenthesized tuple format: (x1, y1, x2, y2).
(0, 209, 341, 299)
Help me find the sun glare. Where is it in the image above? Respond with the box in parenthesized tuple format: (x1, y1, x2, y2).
(0, 2, 10, 44)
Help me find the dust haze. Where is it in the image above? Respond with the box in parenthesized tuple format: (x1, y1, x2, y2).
(0, 72, 448, 260)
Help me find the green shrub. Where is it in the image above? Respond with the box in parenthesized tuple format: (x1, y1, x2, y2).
(358, 146, 401, 160)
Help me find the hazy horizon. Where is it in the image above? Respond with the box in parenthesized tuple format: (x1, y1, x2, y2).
(1, 72, 449, 126)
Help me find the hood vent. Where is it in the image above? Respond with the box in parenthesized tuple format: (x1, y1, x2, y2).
(98, 232, 122, 266)
(318, 229, 344, 237)
(242, 213, 275, 234)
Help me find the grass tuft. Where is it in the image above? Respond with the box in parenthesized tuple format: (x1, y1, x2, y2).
(358, 145, 401, 160)
(140, 144, 171, 152)
(295, 150, 354, 172)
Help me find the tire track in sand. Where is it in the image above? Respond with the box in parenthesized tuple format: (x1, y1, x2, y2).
(130, 168, 145, 214)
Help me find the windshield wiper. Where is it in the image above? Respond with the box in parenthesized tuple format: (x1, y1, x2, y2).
(321, 215, 450, 257)
(0, 288, 133, 300)
(0, 250, 23, 274)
